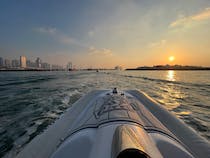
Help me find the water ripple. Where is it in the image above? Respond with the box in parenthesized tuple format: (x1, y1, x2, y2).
(0, 71, 209, 157)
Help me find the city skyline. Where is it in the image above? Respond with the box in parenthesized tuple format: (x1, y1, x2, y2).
(0, 55, 68, 70)
(0, 0, 210, 68)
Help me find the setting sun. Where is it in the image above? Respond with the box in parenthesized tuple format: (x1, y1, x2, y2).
(169, 56, 175, 62)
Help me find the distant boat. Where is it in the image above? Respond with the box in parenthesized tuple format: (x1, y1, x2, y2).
(16, 89, 210, 158)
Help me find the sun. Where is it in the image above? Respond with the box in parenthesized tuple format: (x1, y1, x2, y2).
(169, 56, 175, 62)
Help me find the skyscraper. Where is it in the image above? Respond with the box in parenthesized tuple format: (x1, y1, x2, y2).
(20, 56, 27, 68)
(4, 59, 11, 67)
(41, 62, 50, 69)
(66, 62, 72, 70)
(12, 59, 20, 68)
(0, 57, 3, 67)
(36, 57, 41, 68)
(26, 60, 31, 68)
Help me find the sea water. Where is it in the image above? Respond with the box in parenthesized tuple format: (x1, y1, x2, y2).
(0, 70, 210, 157)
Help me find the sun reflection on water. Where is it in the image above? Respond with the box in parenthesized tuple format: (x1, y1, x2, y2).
(166, 70, 175, 81)
(157, 70, 187, 111)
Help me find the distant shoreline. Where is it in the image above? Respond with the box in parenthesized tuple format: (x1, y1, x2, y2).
(0, 68, 112, 72)
(0, 69, 64, 72)
(126, 68, 210, 71)
(126, 65, 210, 71)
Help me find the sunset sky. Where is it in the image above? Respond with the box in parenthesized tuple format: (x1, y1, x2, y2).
(0, 0, 210, 68)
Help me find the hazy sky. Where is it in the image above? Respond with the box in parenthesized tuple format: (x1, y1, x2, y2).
(0, 0, 210, 68)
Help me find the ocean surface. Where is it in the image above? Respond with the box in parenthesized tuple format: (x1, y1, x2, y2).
(0, 70, 210, 157)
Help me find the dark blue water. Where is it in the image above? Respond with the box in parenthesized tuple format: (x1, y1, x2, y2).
(0, 70, 210, 157)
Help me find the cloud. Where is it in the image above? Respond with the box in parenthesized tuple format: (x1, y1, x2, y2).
(34, 27, 86, 47)
(34, 27, 57, 35)
(88, 31, 94, 37)
(148, 40, 166, 48)
(88, 46, 113, 56)
(192, 8, 210, 20)
(58, 35, 86, 47)
(170, 8, 210, 27)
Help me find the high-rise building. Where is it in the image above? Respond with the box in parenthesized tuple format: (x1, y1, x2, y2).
(66, 62, 72, 70)
(26, 60, 31, 67)
(4, 59, 11, 67)
(0, 57, 4, 67)
(41, 62, 51, 69)
(20, 56, 27, 68)
(52, 64, 63, 70)
(36, 57, 41, 68)
(27, 60, 36, 68)
(12, 59, 20, 68)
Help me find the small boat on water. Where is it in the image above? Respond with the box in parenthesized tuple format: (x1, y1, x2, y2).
(16, 89, 210, 158)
